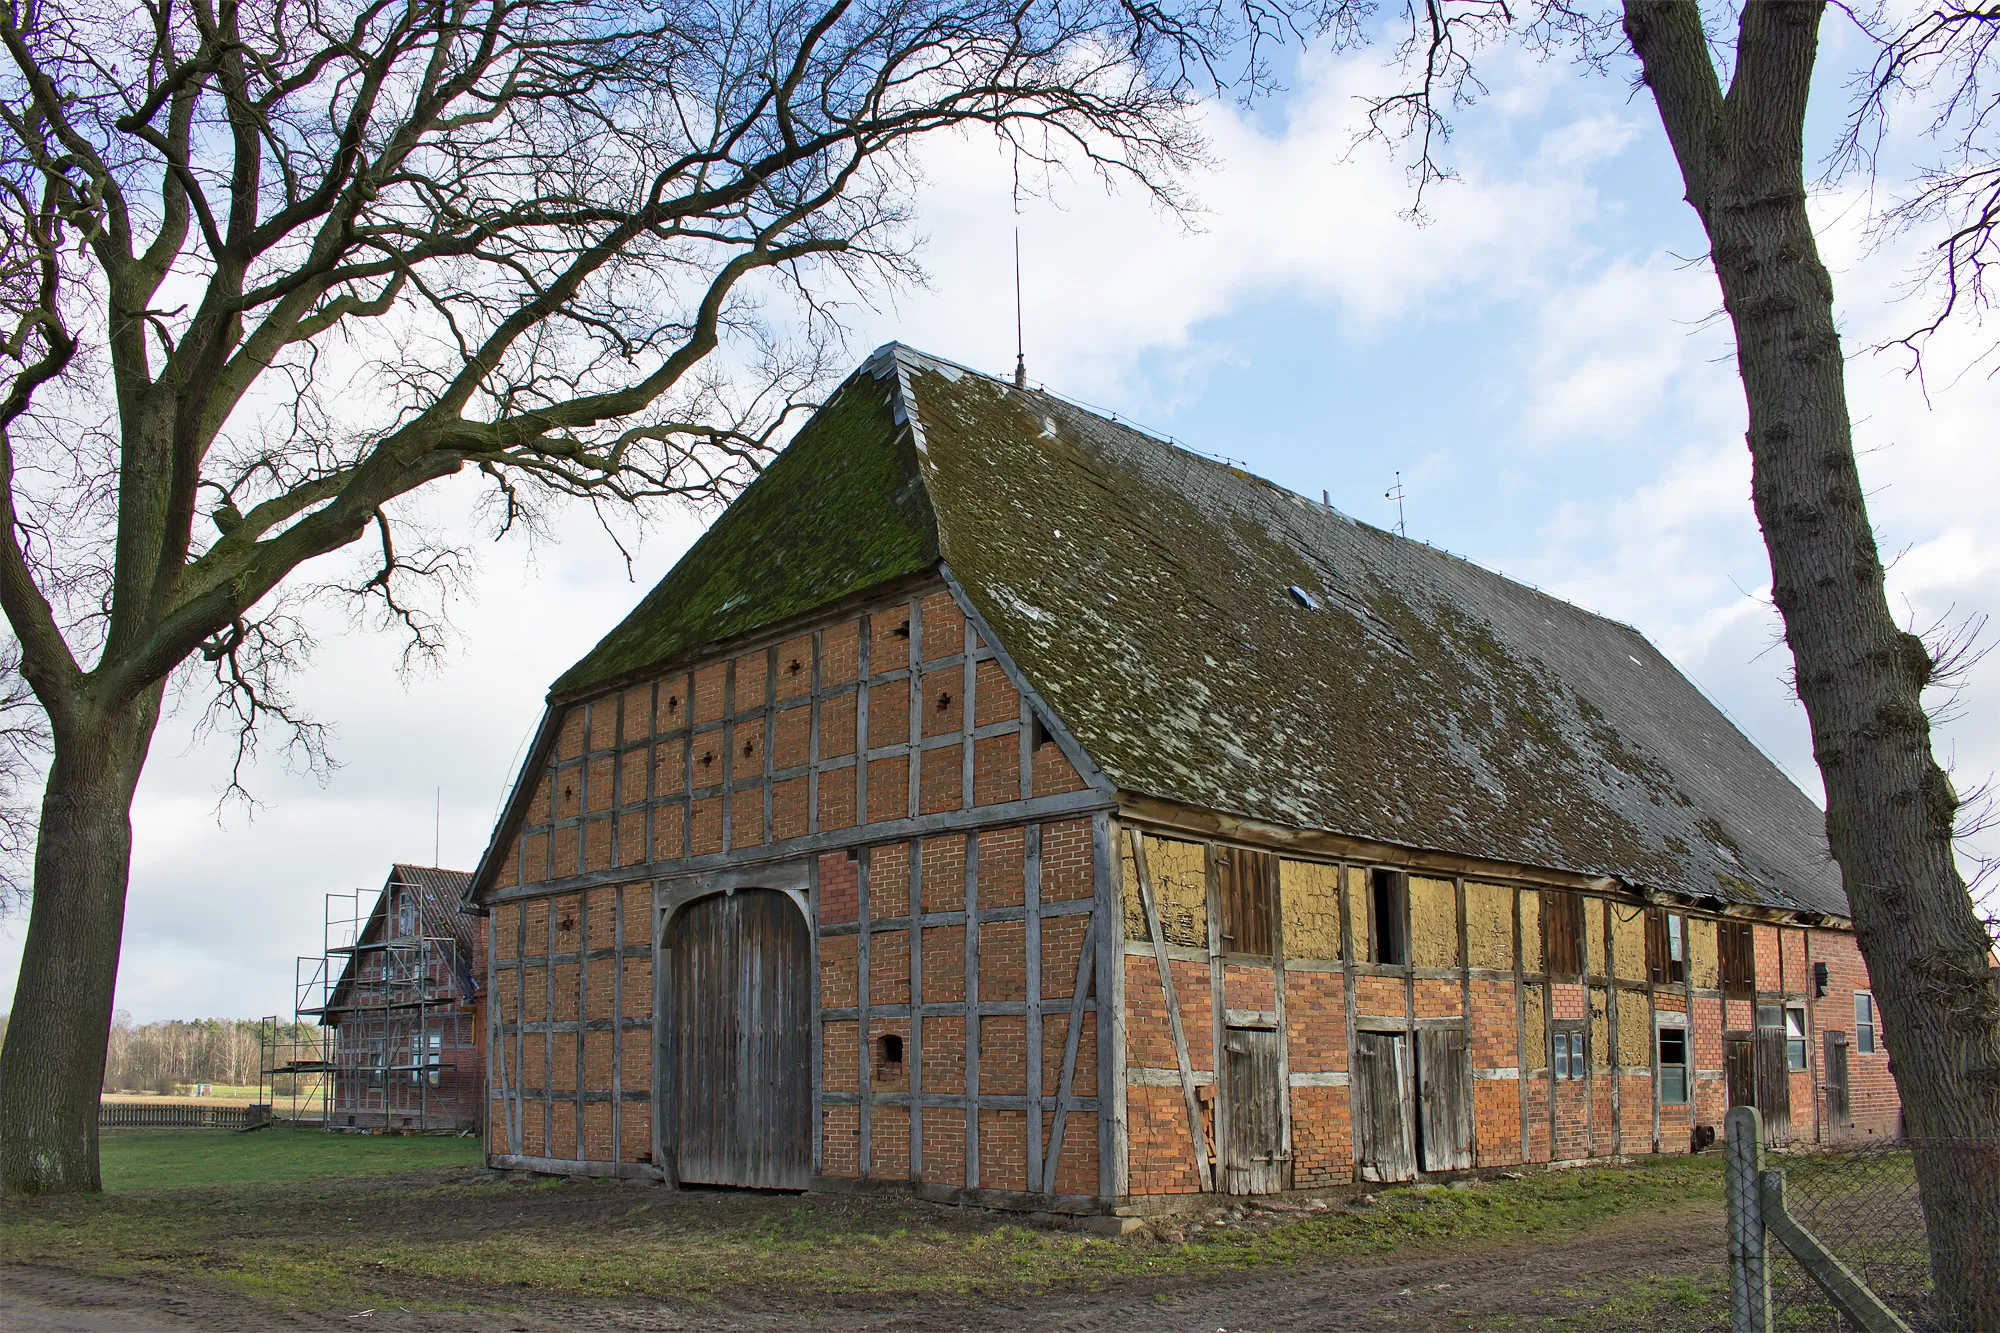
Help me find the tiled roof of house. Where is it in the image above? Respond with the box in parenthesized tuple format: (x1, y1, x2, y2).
(543, 344, 1845, 917)
(327, 865, 480, 1015)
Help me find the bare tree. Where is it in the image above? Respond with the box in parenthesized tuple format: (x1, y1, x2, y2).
(0, 0, 1330, 1196)
(0, 639, 47, 909)
(1342, 1, 2000, 1322)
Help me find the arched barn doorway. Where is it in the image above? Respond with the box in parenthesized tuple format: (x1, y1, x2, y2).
(664, 888, 811, 1189)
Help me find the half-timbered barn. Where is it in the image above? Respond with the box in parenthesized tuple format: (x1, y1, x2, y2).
(464, 344, 1901, 1212)
(316, 864, 486, 1131)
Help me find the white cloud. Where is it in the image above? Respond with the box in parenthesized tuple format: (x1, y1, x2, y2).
(7, 28, 1995, 1022)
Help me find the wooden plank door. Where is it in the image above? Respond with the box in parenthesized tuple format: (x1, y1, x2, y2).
(1354, 1031, 1416, 1183)
(1755, 1027, 1792, 1141)
(1222, 1026, 1287, 1194)
(1724, 1034, 1756, 1112)
(667, 889, 811, 1189)
(1823, 1032, 1851, 1132)
(1417, 1028, 1474, 1172)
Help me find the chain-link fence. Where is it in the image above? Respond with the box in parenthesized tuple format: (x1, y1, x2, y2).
(1729, 1121, 2000, 1333)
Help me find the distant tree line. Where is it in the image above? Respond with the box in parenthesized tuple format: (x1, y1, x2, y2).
(87, 1013, 321, 1095)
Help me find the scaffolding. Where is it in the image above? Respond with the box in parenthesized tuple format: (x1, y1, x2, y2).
(262, 871, 482, 1133)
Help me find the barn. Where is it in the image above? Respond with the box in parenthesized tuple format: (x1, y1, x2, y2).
(462, 343, 1900, 1212)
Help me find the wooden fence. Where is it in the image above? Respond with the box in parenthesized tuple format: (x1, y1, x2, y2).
(98, 1102, 263, 1129)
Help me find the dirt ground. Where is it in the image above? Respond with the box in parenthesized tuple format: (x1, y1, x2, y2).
(2, 1181, 1728, 1333)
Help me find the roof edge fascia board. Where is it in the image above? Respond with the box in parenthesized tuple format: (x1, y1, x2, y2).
(938, 561, 1118, 800)
(467, 705, 561, 909)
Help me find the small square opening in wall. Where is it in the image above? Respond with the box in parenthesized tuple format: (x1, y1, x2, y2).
(875, 1033, 904, 1075)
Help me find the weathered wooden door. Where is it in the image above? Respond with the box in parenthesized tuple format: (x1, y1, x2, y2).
(1417, 1028, 1474, 1172)
(1724, 1034, 1756, 1111)
(1222, 1026, 1287, 1194)
(1823, 1032, 1851, 1131)
(1754, 1027, 1792, 1140)
(666, 889, 811, 1189)
(1354, 1032, 1415, 1183)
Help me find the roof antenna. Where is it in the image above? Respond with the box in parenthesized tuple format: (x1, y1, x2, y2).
(1013, 228, 1027, 389)
(1385, 472, 1406, 537)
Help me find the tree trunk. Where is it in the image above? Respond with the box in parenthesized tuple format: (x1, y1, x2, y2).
(0, 690, 161, 1195)
(1625, 3, 2000, 1323)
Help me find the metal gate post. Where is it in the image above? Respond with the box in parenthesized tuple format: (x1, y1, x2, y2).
(1726, 1106, 1773, 1333)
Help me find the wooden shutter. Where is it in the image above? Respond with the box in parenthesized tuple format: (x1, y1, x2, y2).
(1645, 909, 1669, 984)
(1719, 921, 1755, 998)
(1543, 891, 1583, 977)
(1216, 848, 1274, 957)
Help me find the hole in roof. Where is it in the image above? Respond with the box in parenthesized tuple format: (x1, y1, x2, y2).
(1287, 586, 1320, 611)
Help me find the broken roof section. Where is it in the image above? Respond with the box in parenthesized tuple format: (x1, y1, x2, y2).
(555, 344, 1843, 917)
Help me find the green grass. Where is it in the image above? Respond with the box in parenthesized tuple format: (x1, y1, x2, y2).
(97, 1126, 483, 1190)
(1, 1146, 1726, 1318)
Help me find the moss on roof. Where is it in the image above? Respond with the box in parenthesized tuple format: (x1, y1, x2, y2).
(552, 373, 937, 696)
(534, 343, 1844, 917)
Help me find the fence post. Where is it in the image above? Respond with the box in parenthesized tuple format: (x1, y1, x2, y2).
(1726, 1105, 1773, 1333)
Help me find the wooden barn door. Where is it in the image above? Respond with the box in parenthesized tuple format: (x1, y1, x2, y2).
(1824, 1032, 1851, 1133)
(1355, 1032, 1416, 1183)
(1222, 1026, 1287, 1194)
(667, 889, 811, 1189)
(1754, 1027, 1792, 1141)
(1724, 1034, 1756, 1112)
(1417, 1029, 1474, 1172)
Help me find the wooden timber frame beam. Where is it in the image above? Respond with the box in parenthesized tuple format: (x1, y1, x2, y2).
(1129, 828, 1214, 1192)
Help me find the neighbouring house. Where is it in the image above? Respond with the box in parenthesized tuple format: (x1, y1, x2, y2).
(316, 864, 486, 1131)
(463, 344, 1899, 1211)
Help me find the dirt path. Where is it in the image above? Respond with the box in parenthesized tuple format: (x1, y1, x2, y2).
(3, 1203, 1724, 1333)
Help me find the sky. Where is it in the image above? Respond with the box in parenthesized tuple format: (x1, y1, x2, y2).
(4, 17, 1995, 1023)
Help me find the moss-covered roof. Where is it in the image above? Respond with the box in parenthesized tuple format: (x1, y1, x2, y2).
(553, 371, 936, 695)
(537, 343, 1844, 917)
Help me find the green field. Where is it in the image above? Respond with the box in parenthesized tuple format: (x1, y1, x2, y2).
(97, 1125, 483, 1190)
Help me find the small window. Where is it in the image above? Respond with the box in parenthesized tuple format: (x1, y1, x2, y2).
(1658, 1026, 1689, 1104)
(1553, 1028, 1585, 1080)
(1287, 585, 1320, 610)
(1855, 993, 1876, 1053)
(1756, 1004, 1784, 1030)
(1544, 891, 1584, 977)
(1030, 715, 1052, 750)
(1718, 921, 1756, 998)
(1370, 869, 1409, 966)
(877, 1033, 904, 1069)
(1784, 1007, 1808, 1072)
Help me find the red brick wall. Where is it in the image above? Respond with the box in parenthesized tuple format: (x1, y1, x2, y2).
(1117, 830, 1901, 1198)
(815, 816, 1104, 1197)
(486, 884, 652, 1164)
(482, 583, 1108, 1195)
